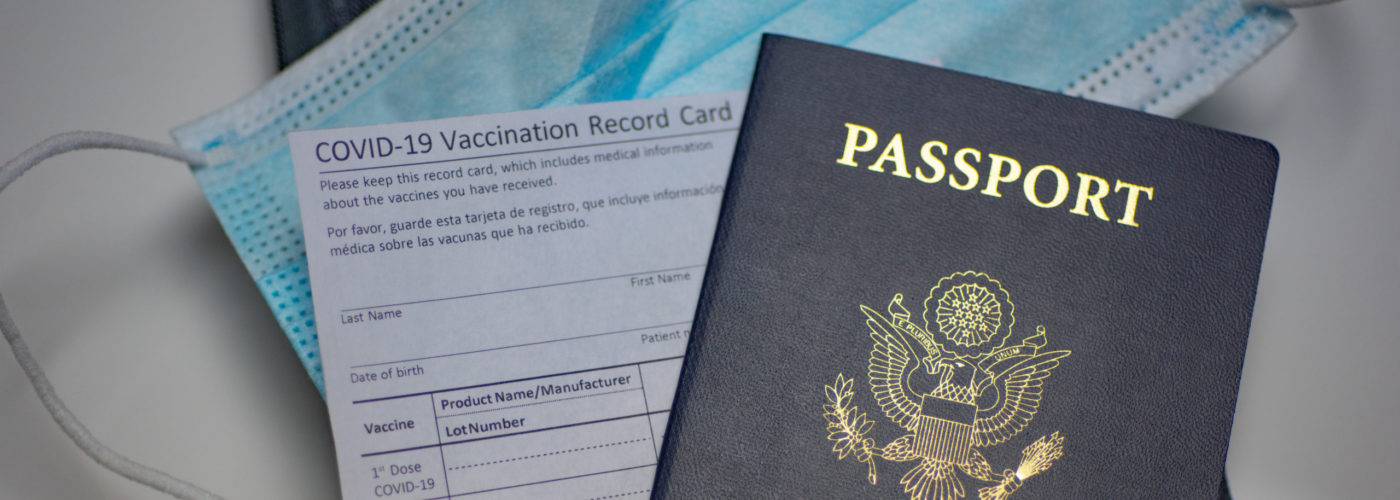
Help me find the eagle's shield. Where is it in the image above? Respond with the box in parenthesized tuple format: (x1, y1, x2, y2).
(915, 392, 976, 464)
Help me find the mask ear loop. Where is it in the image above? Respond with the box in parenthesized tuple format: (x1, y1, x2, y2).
(0, 132, 224, 500)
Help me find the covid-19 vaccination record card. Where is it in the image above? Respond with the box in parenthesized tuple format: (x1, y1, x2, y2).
(288, 91, 744, 499)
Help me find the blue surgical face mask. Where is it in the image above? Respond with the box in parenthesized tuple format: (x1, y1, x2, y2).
(167, 0, 1297, 399)
(3, 0, 1307, 498)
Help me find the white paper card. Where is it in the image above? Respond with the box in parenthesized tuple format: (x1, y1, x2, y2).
(289, 91, 744, 499)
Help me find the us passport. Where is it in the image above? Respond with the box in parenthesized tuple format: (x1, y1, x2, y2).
(653, 36, 1277, 499)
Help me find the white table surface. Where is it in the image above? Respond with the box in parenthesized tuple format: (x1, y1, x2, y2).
(0, 1, 1395, 498)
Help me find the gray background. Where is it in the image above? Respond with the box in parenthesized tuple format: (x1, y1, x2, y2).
(0, 1, 1394, 498)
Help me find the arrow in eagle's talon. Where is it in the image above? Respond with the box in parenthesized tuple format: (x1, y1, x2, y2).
(1002, 469, 1022, 491)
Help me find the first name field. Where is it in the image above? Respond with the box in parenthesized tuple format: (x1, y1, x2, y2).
(307, 98, 737, 167)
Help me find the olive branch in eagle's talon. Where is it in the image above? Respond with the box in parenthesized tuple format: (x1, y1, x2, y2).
(824, 373, 880, 484)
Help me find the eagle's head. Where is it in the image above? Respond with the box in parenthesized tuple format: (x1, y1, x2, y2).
(928, 357, 979, 404)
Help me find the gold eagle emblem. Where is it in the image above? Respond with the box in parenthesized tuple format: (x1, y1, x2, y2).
(823, 271, 1070, 500)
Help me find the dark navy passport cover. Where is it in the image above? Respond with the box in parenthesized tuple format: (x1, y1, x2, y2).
(653, 35, 1277, 500)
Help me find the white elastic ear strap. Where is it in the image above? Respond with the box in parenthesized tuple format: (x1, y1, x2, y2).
(0, 132, 223, 500)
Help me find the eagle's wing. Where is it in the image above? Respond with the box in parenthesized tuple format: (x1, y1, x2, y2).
(972, 351, 1069, 447)
(864, 305, 925, 431)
